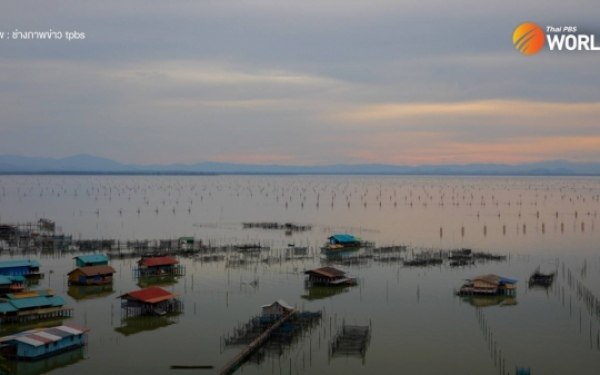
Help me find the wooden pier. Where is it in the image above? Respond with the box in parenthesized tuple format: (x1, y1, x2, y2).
(219, 311, 296, 375)
(0, 307, 73, 324)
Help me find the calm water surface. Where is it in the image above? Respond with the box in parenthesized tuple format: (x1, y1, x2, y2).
(0, 175, 598, 375)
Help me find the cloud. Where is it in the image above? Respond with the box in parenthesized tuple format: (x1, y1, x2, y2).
(323, 100, 600, 163)
(329, 99, 600, 133)
(1, 1, 599, 164)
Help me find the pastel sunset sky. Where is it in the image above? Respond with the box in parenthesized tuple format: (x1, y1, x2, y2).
(1, 0, 599, 165)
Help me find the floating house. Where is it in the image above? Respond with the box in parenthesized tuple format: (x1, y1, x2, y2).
(178, 237, 195, 250)
(323, 234, 362, 250)
(0, 259, 42, 279)
(457, 274, 517, 296)
(135, 255, 184, 277)
(67, 265, 115, 286)
(0, 290, 72, 324)
(0, 275, 26, 294)
(261, 299, 294, 318)
(119, 286, 182, 317)
(74, 254, 108, 267)
(305, 267, 357, 286)
(0, 324, 89, 360)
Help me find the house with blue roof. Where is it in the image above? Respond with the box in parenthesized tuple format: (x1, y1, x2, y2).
(74, 254, 108, 267)
(323, 234, 362, 250)
(0, 259, 42, 279)
(457, 274, 518, 296)
(0, 289, 72, 324)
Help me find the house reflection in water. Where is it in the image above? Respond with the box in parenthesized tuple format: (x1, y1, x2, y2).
(460, 295, 518, 308)
(1, 346, 85, 375)
(67, 284, 114, 301)
(115, 315, 179, 336)
(301, 285, 350, 301)
(136, 274, 178, 288)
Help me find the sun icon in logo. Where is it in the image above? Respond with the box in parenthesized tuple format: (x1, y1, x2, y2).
(513, 22, 545, 55)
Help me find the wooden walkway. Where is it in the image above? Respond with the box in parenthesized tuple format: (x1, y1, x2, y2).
(219, 311, 296, 375)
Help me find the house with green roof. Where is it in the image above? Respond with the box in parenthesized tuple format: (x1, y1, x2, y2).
(0, 289, 72, 324)
(74, 254, 108, 267)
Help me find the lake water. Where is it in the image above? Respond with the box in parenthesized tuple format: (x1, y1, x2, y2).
(0, 175, 599, 375)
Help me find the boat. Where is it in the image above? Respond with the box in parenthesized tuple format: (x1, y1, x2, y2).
(528, 268, 555, 287)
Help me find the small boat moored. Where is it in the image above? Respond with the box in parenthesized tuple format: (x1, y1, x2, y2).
(528, 267, 556, 288)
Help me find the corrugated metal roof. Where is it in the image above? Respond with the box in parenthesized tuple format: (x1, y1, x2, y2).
(14, 336, 45, 347)
(5, 294, 64, 310)
(261, 299, 294, 310)
(27, 334, 54, 344)
(55, 325, 86, 335)
(305, 266, 346, 278)
(471, 274, 517, 286)
(1, 324, 89, 348)
(499, 276, 518, 284)
(10, 297, 53, 309)
(120, 287, 175, 304)
(31, 331, 62, 342)
(6, 289, 51, 299)
(68, 265, 115, 277)
(0, 259, 41, 269)
(139, 256, 179, 267)
(328, 234, 359, 243)
(44, 328, 71, 338)
(0, 302, 17, 313)
(74, 254, 108, 264)
(47, 296, 66, 307)
(0, 275, 24, 285)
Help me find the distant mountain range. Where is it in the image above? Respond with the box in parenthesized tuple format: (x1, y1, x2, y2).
(1, 154, 600, 175)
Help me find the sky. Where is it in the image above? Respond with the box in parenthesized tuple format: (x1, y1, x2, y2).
(1, 0, 599, 166)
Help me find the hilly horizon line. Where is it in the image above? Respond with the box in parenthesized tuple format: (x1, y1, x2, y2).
(1, 153, 600, 176)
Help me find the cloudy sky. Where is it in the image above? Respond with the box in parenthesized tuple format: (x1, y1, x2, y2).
(1, 0, 599, 165)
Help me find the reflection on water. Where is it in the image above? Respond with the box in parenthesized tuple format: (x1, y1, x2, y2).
(0, 175, 598, 374)
(301, 285, 350, 301)
(67, 284, 114, 301)
(459, 295, 518, 308)
(115, 314, 180, 336)
(0, 175, 597, 252)
(0, 347, 85, 375)
(136, 275, 179, 288)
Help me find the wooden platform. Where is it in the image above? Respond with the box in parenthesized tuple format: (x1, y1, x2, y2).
(219, 311, 296, 375)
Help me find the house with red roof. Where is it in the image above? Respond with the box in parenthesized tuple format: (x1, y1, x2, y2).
(135, 255, 184, 277)
(304, 267, 357, 286)
(119, 286, 182, 317)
